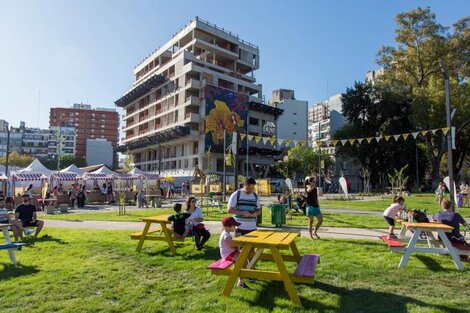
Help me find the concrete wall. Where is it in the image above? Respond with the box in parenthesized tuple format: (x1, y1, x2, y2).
(86, 139, 113, 167)
(276, 100, 308, 142)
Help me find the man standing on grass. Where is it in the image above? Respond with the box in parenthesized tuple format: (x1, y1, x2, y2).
(15, 194, 45, 240)
(228, 177, 261, 236)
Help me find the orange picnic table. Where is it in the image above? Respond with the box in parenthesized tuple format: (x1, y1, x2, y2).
(208, 230, 320, 306)
(130, 214, 186, 255)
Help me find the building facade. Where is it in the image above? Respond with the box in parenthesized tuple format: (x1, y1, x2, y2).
(268, 89, 308, 142)
(308, 94, 346, 154)
(49, 104, 119, 164)
(116, 17, 282, 178)
(48, 126, 77, 158)
(86, 139, 114, 167)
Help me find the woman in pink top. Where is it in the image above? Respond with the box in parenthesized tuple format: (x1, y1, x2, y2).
(383, 196, 405, 239)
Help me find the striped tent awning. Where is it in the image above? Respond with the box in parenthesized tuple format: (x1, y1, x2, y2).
(51, 172, 79, 181)
(83, 173, 113, 180)
(117, 173, 140, 181)
(143, 173, 160, 180)
(12, 173, 48, 181)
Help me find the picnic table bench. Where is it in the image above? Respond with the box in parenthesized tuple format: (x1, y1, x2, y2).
(381, 220, 465, 270)
(130, 215, 190, 255)
(0, 224, 26, 264)
(207, 230, 320, 306)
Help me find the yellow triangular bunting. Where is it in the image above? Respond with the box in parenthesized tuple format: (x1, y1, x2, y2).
(442, 127, 449, 135)
(402, 133, 410, 140)
(384, 135, 391, 141)
(254, 136, 261, 143)
(421, 130, 429, 136)
(366, 137, 374, 144)
(270, 137, 276, 145)
(349, 139, 356, 145)
(332, 140, 339, 146)
(240, 133, 246, 141)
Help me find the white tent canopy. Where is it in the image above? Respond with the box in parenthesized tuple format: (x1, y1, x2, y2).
(60, 164, 85, 176)
(0, 173, 7, 181)
(19, 158, 53, 175)
(90, 166, 118, 177)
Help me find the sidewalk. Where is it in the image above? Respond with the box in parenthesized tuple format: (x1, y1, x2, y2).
(44, 219, 388, 240)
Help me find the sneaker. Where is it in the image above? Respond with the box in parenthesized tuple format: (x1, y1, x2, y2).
(237, 282, 250, 289)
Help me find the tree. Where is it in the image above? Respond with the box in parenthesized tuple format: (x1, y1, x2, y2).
(122, 150, 135, 172)
(42, 155, 87, 170)
(336, 81, 418, 188)
(0, 151, 34, 168)
(377, 7, 470, 186)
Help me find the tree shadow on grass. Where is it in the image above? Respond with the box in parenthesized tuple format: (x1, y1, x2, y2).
(0, 263, 39, 281)
(314, 281, 465, 313)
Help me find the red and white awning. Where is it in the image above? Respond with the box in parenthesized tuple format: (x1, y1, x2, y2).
(117, 173, 140, 180)
(12, 173, 48, 181)
(143, 173, 160, 180)
(51, 172, 80, 181)
(83, 173, 113, 180)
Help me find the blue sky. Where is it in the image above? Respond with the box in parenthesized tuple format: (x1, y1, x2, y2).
(0, 0, 468, 133)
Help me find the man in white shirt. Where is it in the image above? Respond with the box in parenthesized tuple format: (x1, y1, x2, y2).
(228, 177, 261, 236)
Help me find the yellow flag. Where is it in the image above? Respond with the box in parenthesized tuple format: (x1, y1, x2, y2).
(349, 139, 356, 145)
(225, 153, 233, 166)
(402, 133, 410, 140)
(366, 137, 374, 144)
(285, 139, 291, 147)
(300, 140, 305, 146)
(240, 133, 246, 141)
(421, 130, 429, 136)
(332, 140, 339, 146)
(442, 127, 449, 135)
(254, 136, 261, 143)
(384, 135, 391, 141)
(270, 136, 276, 145)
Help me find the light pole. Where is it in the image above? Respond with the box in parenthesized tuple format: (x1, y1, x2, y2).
(4, 122, 10, 177)
(231, 114, 239, 192)
(222, 128, 226, 201)
(440, 60, 455, 209)
(317, 121, 322, 189)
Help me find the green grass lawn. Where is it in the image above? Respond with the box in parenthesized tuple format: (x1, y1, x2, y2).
(0, 228, 469, 312)
(41, 207, 389, 229)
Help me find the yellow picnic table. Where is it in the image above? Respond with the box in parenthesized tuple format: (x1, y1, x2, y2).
(397, 221, 464, 270)
(130, 215, 185, 255)
(209, 230, 320, 306)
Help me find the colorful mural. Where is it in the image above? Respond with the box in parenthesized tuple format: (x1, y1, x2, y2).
(204, 85, 248, 150)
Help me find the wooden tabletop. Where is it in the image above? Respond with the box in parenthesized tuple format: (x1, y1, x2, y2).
(233, 230, 299, 248)
(401, 221, 454, 231)
(142, 215, 171, 223)
(0, 224, 11, 229)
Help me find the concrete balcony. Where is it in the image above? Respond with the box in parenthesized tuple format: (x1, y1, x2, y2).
(184, 113, 200, 123)
(193, 38, 239, 60)
(185, 78, 201, 89)
(184, 96, 200, 107)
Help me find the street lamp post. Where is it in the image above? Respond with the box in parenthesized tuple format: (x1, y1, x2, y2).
(4, 122, 10, 177)
(317, 121, 322, 189)
(440, 60, 456, 209)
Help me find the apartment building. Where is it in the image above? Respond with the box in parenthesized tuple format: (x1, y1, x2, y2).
(308, 94, 346, 154)
(268, 89, 308, 142)
(116, 17, 283, 178)
(49, 104, 119, 164)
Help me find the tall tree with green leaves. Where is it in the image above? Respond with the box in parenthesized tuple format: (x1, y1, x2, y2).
(377, 7, 470, 186)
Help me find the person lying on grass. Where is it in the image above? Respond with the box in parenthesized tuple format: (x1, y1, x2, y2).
(168, 203, 191, 238)
(383, 196, 405, 240)
(219, 217, 249, 289)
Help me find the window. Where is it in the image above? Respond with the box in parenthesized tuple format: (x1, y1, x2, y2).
(249, 117, 259, 126)
(293, 122, 297, 125)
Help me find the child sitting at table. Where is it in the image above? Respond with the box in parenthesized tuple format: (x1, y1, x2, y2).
(219, 217, 248, 289)
(383, 196, 405, 240)
(168, 203, 190, 238)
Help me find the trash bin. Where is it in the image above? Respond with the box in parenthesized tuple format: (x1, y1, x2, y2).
(155, 196, 162, 208)
(270, 204, 286, 227)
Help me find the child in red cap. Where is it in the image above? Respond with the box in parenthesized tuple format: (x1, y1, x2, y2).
(219, 217, 248, 288)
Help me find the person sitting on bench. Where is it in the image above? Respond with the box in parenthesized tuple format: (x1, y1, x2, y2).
(433, 200, 468, 244)
(168, 203, 191, 238)
(15, 194, 45, 240)
(0, 197, 20, 242)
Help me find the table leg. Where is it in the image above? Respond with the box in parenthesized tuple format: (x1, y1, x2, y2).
(438, 230, 464, 271)
(289, 241, 302, 263)
(271, 246, 301, 306)
(2, 227, 16, 264)
(222, 243, 252, 297)
(136, 221, 151, 253)
(398, 224, 407, 239)
(398, 228, 421, 269)
(246, 248, 263, 269)
(161, 222, 177, 255)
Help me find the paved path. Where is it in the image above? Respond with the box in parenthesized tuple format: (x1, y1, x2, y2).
(44, 219, 388, 240)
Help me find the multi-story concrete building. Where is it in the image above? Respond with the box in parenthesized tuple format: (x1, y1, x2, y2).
(48, 126, 77, 158)
(268, 89, 308, 142)
(86, 139, 114, 167)
(115, 17, 283, 178)
(308, 94, 346, 154)
(365, 68, 385, 85)
(49, 104, 119, 164)
(0, 120, 23, 157)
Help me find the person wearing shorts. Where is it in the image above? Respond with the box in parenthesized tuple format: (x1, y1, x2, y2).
(15, 194, 44, 239)
(305, 177, 322, 239)
(383, 196, 405, 240)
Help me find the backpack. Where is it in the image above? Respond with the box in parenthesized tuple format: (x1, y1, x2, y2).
(413, 209, 429, 223)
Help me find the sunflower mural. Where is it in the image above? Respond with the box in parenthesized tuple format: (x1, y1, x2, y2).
(204, 85, 248, 148)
